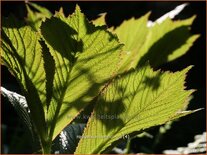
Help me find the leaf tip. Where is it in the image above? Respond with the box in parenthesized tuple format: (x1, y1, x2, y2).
(75, 4, 81, 12)
(54, 7, 65, 17)
(182, 65, 193, 74)
(146, 11, 152, 17)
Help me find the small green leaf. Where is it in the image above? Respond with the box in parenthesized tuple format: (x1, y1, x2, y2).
(28, 2, 52, 17)
(26, 2, 52, 31)
(75, 65, 195, 154)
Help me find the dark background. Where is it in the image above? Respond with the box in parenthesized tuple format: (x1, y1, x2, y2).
(1, 1, 206, 153)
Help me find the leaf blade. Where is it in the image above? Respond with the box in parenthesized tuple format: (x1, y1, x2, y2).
(40, 6, 123, 140)
(1, 16, 47, 141)
(75, 65, 194, 154)
(137, 16, 199, 68)
(114, 12, 199, 71)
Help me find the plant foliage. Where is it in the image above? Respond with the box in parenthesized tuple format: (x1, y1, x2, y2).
(1, 3, 200, 154)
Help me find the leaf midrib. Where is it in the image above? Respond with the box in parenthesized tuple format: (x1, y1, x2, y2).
(49, 13, 88, 139)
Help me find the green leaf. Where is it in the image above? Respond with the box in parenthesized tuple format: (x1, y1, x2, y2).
(114, 13, 150, 73)
(1, 16, 48, 142)
(137, 16, 200, 68)
(75, 65, 195, 154)
(2, 4, 200, 154)
(92, 13, 107, 26)
(26, 2, 52, 31)
(28, 2, 52, 17)
(114, 14, 199, 72)
(41, 5, 123, 140)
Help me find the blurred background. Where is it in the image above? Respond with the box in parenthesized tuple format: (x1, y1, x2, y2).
(1, 1, 206, 154)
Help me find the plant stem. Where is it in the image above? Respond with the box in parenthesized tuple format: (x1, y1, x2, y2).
(125, 138, 131, 153)
(42, 140, 52, 154)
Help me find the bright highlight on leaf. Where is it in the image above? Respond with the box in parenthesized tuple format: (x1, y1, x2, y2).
(52, 123, 86, 154)
(1, 3, 201, 154)
(1, 87, 32, 132)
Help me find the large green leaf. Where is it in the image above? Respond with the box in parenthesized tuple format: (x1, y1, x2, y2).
(75, 65, 196, 154)
(40, 6, 123, 140)
(1, 16, 48, 142)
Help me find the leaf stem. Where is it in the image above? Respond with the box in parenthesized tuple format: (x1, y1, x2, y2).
(125, 138, 131, 153)
(41, 140, 52, 154)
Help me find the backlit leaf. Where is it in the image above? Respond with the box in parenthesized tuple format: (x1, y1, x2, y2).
(1, 16, 47, 142)
(114, 14, 199, 71)
(114, 13, 150, 72)
(26, 2, 52, 31)
(75, 65, 195, 154)
(137, 16, 199, 68)
(92, 13, 107, 26)
(41, 5, 123, 140)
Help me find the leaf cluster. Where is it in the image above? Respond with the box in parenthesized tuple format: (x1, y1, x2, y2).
(1, 3, 200, 154)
